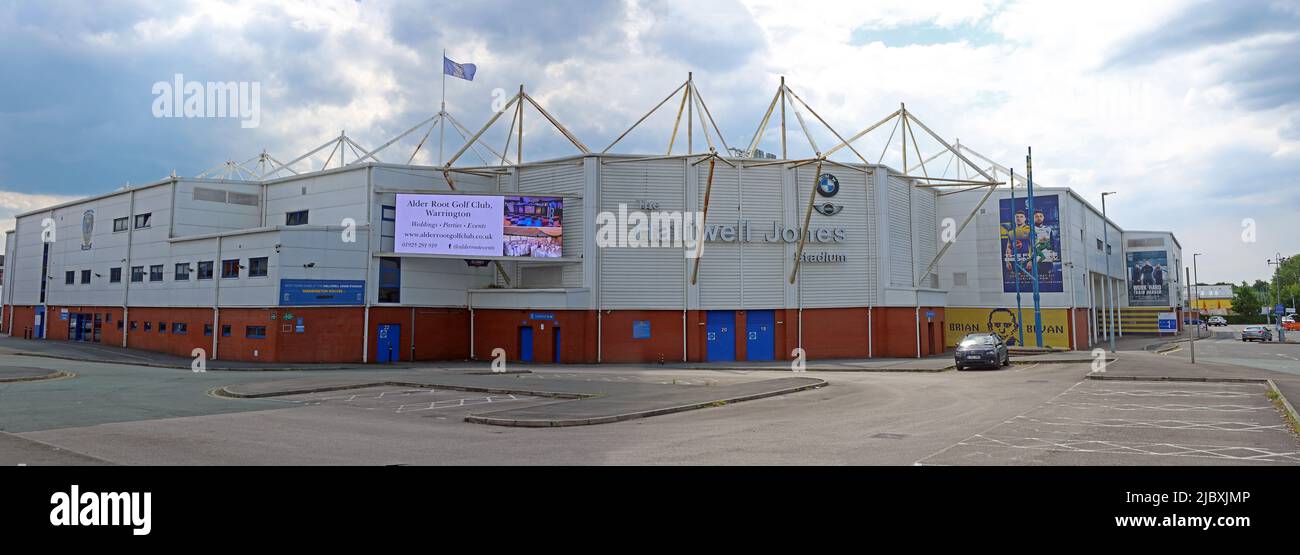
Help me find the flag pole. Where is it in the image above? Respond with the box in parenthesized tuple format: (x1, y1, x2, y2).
(440, 49, 447, 166)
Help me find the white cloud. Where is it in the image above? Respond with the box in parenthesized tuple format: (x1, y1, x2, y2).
(0, 0, 1295, 282)
(0, 191, 83, 248)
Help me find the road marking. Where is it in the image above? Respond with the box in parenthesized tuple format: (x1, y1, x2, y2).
(961, 434, 1300, 462)
(1014, 415, 1285, 432)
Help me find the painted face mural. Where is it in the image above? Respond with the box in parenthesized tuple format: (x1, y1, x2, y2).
(987, 309, 1020, 346)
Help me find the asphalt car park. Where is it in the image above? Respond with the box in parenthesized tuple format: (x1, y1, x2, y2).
(917, 379, 1299, 465)
(263, 386, 542, 416)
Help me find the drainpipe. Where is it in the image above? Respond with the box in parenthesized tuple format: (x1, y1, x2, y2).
(867, 306, 873, 358)
(469, 303, 475, 360)
(914, 306, 921, 358)
(362, 166, 373, 363)
(122, 192, 136, 347)
(597, 310, 602, 363)
(212, 235, 222, 360)
(681, 309, 686, 362)
(410, 307, 415, 362)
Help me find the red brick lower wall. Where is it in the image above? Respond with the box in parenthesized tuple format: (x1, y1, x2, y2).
(870, 306, 947, 358)
(1, 303, 1061, 364)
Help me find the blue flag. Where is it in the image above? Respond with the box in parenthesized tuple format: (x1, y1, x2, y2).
(443, 56, 476, 81)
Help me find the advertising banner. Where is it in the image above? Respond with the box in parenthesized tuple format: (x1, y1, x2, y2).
(1126, 250, 1170, 306)
(945, 307, 1071, 349)
(279, 279, 366, 305)
(999, 194, 1063, 293)
(395, 194, 563, 258)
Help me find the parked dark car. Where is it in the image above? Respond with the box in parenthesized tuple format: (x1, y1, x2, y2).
(1241, 325, 1273, 342)
(955, 333, 1010, 370)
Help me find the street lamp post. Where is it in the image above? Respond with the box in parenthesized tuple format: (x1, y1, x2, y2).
(1193, 253, 1202, 337)
(1101, 192, 1117, 353)
(1267, 254, 1289, 342)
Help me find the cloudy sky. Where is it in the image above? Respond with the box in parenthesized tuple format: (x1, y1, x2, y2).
(1, 0, 1296, 283)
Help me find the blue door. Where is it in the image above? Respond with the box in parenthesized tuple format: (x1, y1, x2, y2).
(746, 310, 775, 361)
(34, 306, 45, 339)
(706, 311, 736, 361)
(518, 326, 534, 362)
(553, 327, 562, 364)
(376, 324, 399, 363)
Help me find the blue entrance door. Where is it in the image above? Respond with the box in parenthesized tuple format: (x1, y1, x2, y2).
(746, 310, 775, 361)
(706, 311, 736, 361)
(518, 326, 534, 362)
(376, 324, 400, 363)
(72, 314, 83, 341)
(553, 327, 562, 363)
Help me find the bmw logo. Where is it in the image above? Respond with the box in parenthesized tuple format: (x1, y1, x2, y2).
(816, 173, 840, 197)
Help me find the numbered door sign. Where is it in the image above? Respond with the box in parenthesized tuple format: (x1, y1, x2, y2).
(748, 332, 758, 340)
(707, 332, 717, 341)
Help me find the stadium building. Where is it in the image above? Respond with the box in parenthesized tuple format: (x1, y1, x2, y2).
(0, 78, 1185, 363)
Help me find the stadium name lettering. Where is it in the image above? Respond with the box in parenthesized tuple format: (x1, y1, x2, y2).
(706, 220, 847, 244)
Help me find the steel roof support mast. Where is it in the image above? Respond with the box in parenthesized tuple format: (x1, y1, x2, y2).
(1027, 147, 1043, 348)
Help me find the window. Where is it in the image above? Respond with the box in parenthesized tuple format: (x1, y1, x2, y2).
(249, 257, 269, 277)
(134, 213, 152, 229)
(378, 257, 401, 303)
(175, 263, 190, 280)
(221, 324, 231, 337)
(173, 323, 187, 334)
(65, 271, 75, 285)
(149, 265, 164, 282)
(1106, 245, 1112, 255)
(197, 261, 214, 280)
(113, 217, 129, 232)
(204, 324, 213, 336)
(130, 321, 137, 330)
(131, 266, 145, 282)
(159, 322, 167, 333)
(1096, 238, 1104, 251)
(110, 267, 122, 283)
(245, 325, 267, 339)
(222, 259, 240, 279)
(117, 320, 124, 331)
(143, 321, 152, 332)
(80, 269, 90, 284)
(286, 210, 309, 226)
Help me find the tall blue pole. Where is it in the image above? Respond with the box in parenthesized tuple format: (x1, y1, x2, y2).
(1027, 147, 1044, 347)
(1010, 169, 1024, 346)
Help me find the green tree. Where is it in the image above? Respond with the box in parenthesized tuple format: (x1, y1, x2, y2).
(1232, 281, 1262, 316)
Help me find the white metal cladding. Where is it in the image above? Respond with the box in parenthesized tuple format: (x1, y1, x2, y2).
(598, 158, 687, 309)
(518, 161, 585, 288)
(265, 167, 369, 230)
(793, 165, 873, 308)
(913, 186, 937, 285)
(887, 175, 914, 287)
(697, 162, 741, 309)
(738, 164, 786, 309)
(174, 180, 262, 238)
